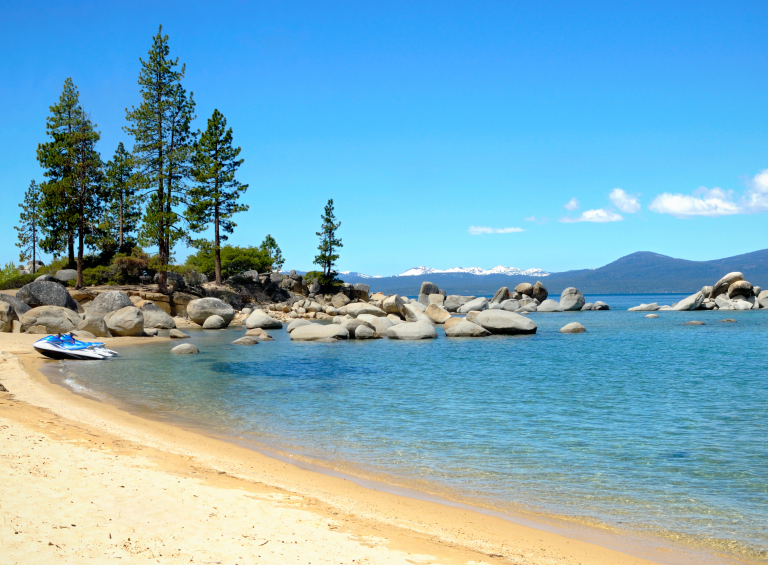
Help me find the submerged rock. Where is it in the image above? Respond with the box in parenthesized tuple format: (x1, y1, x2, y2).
(232, 336, 259, 345)
(290, 324, 349, 341)
(473, 310, 537, 335)
(683, 321, 705, 326)
(559, 322, 586, 334)
(169, 329, 190, 339)
(171, 343, 199, 354)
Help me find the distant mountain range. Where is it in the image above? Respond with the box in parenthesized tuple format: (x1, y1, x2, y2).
(335, 249, 768, 296)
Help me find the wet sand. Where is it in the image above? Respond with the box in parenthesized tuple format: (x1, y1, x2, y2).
(0, 332, 734, 564)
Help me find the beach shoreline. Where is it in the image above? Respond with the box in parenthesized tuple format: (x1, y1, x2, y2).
(0, 333, 739, 564)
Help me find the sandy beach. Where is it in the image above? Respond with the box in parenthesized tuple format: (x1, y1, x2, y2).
(0, 332, 728, 565)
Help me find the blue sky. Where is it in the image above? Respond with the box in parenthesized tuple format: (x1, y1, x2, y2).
(2, 1, 768, 275)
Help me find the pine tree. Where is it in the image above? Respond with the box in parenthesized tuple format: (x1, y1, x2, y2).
(37, 78, 81, 266)
(313, 199, 342, 285)
(103, 142, 141, 252)
(260, 234, 284, 272)
(186, 109, 249, 285)
(15, 181, 42, 273)
(125, 25, 196, 293)
(71, 109, 104, 288)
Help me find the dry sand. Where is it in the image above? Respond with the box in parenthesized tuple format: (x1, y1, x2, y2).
(0, 331, 730, 565)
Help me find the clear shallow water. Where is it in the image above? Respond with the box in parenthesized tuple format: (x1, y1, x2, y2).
(58, 294, 768, 562)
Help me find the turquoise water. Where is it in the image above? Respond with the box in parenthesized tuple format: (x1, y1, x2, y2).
(58, 294, 768, 562)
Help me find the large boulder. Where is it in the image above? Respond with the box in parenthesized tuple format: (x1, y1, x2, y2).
(593, 301, 610, 310)
(0, 293, 31, 319)
(331, 293, 351, 308)
(727, 280, 753, 298)
(341, 318, 376, 337)
(758, 290, 768, 309)
(187, 297, 235, 327)
(419, 281, 439, 296)
(401, 303, 434, 324)
(0, 303, 13, 332)
(355, 325, 378, 339)
(88, 290, 134, 318)
(425, 303, 451, 324)
(499, 299, 521, 312)
(559, 288, 585, 311)
(671, 292, 704, 311)
(339, 303, 386, 318)
(104, 306, 144, 336)
(171, 344, 199, 354)
(154, 271, 186, 291)
(714, 294, 734, 310)
(246, 311, 283, 329)
(532, 281, 548, 302)
(428, 294, 445, 307)
(444, 320, 491, 338)
(710, 272, 744, 299)
(700, 286, 714, 298)
(139, 302, 176, 329)
(20, 306, 81, 334)
(17, 281, 78, 311)
(77, 316, 111, 338)
(386, 322, 438, 340)
(490, 287, 511, 304)
(382, 295, 404, 314)
(537, 299, 563, 312)
(514, 283, 534, 297)
(54, 269, 78, 283)
(202, 315, 227, 329)
(368, 316, 394, 337)
(458, 297, 488, 314)
(287, 319, 312, 333)
(290, 324, 349, 341)
(473, 310, 537, 335)
(628, 303, 660, 312)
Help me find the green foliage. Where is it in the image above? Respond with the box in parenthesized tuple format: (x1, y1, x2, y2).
(102, 142, 141, 252)
(186, 109, 248, 284)
(0, 273, 39, 291)
(15, 180, 42, 270)
(125, 25, 196, 291)
(313, 199, 343, 287)
(185, 242, 271, 280)
(260, 234, 284, 272)
(0, 262, 19, 286)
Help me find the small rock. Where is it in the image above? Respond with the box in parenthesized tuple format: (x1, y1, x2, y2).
(169, 329, 190, 339)
(645, 314, 659, 318)
(171, 344, 199, 354)
(559, 322, 586, 333)
(720, 319, 737, 323)
(144, 328, 159, 337)
(232, 336, 259, 345)
(683, 321, 705, 326)
(202, 315, 227, 329)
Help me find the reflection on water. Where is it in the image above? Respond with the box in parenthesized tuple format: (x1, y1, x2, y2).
(58, 294, 768, 562)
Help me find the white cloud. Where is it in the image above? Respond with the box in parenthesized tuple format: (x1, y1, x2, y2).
(559, 209, 624, 223)
(564, 197, 579, 210)
(524, 216, 537, 222)
(649, 169, 768, 218)
(468, 226, 525, 235)
(609, 188, 641, 213)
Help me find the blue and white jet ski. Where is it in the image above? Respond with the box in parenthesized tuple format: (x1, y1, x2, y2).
(33, 333, 119, 361)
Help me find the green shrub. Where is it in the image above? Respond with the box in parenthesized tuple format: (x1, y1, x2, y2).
(303, 270, 342, 292)
(0, 273, 40, 290)
(185, 243, 272, 280)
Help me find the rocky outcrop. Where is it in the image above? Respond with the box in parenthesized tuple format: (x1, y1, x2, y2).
(382, 294, 405, 314)
(187, 297, 235, 327)
(331, 293, 351, 308)
(710, 272, 744, 299)
(444, 320, 491, 337)
(232, 336, 259, 345)
(514, 283, 534, 297)
(77, 316, 111, 338)
(727, 280, 753, 298)
(628, 303, 660, 312)
(17, 281, 79, 311)
(425, 303, 451, 324)
(20, 306, 81, 334)
(88, 291, 134, 318)
(386, 322, 438, 340)
(499, 299, 521, 312)
(490, 287, 511, 304)
(401, 303, 434, 324)
(419, 282, 439, 296)
(104, 306, 144, 336)
(339, 303, 386, 318)
(559, 288, 585, 311)
(593, 301, 609, 310)
(671, 292, 705, 311)
(290, 324, 349, 341)
(559, 322, 586, 334)
(532, 281, 548, 302)
(0, 293, 31, 319)
(473, 310, 537, 335)
(139, 302, 176, 329)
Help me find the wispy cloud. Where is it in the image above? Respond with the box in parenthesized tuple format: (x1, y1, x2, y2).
(524, 216, 537, 222)
(468, 226, 525, 235)
(609, 188, 641, 213)
(649, 169, 768, 218)
(560, 209, 623, 223)
(564, 197, 579, 210)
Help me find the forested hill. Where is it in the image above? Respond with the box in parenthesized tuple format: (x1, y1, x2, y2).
(339, 249, 768, 296)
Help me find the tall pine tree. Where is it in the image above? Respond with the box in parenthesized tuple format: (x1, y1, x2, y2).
(313, 199, 342, 286)
(125, 26, 196, 293)
(103, 142, 141, 252)
(260, 234, 284, 272)
(37, 78, 80, 266)
(186, 109, 249, 285)
(15, 180, 42, 272)
(71, 109, 104, 288)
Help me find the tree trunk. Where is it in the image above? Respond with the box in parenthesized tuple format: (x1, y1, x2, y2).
(214, 202, 221, 285)
(68, 233, 75, 268)
(76, 214, 84, 289)
(118, 190, 124, 249)
(157, 138, 167, 294)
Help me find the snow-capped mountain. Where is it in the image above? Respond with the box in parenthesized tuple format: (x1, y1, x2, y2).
(397, 265, 549, 277)
(339, 271, 382, 279)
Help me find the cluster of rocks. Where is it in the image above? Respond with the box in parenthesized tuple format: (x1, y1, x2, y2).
(629, 272, 766, 312)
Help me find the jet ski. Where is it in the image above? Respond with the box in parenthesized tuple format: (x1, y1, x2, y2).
(33, 334, 119, 361)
